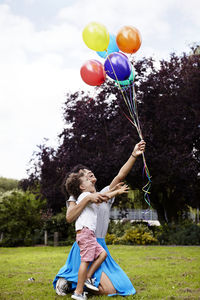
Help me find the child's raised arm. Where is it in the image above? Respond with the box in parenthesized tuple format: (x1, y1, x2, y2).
(100, 183, 129, 200)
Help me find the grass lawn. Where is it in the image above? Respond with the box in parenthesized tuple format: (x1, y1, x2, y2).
(0, 245, 200, 300)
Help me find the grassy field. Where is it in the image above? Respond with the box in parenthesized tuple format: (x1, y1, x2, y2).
(0, 245, 200, 300)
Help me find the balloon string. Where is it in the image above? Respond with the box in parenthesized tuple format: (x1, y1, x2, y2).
(106, 55, 152, 207)
(106, 55, 136, 123)
(129, 80, 152, 207)
(132, 83, 143, 137)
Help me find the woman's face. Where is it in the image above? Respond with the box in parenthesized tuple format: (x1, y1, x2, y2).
(82, 169, 97, 185)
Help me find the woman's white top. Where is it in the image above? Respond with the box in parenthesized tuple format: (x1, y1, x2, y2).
(67, 186, 115, 238)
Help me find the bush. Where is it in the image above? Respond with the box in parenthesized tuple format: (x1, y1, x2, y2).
(120, 227, 158, 245)
(0, 190, 76, 247)
(45, 208, 75, 245)
(108, 219, 133, 237)
(107, 220, 200, 245)
(156, 222, 200, 245)
(105, 233, 116, 244)
(106, 222, 159, 245)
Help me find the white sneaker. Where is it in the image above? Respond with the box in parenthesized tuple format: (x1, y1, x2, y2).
(84, 278, 99, 291)
(56, 278, 70, 296)
(71, 292, 88, 300)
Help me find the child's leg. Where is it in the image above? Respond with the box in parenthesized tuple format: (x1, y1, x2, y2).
(75, 261, 90, 294)
(87, 250, 107, 279)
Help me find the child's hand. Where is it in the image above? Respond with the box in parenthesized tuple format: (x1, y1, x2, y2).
(110, 182, 125, 192)
(90, 193, 109, 203)
(117, 184, 129, 195)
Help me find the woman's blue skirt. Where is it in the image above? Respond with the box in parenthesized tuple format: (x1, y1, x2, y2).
(53, 238, 136, 296)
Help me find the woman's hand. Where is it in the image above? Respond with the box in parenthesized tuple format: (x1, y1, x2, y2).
(132, 140, 146, 157)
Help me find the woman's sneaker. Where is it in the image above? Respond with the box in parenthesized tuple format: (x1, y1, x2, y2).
(71, 292, 88, 300)
(84, 278, 99, 291)
(56, 278, 70, 296)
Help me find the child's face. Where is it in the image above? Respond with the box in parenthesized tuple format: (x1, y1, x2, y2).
(83, 169, 97, 184)
(80, 174, 96, 193)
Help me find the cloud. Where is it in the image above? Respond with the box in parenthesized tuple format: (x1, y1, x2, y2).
(0, 4, 85, 179)
(56, 0, 178, 59)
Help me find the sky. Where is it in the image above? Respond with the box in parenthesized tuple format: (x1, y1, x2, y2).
(0, 0, 199, 180)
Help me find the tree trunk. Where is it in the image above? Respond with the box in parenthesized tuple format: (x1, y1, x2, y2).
(0, 232, 3, 242)
(44, 230, 48, 246)
(196, 206, 199, 224)
(54, 232, 59, 247)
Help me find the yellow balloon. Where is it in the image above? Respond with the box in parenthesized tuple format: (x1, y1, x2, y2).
(82, 22, 110, 51)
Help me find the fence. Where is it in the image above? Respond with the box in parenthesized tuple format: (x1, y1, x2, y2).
(110, 208, 159, 221)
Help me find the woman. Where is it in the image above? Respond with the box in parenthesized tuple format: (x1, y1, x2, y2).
(53, 140, 146, 296)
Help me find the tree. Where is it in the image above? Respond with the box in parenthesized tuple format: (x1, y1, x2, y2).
(137, 53, 200, 222)
(0, 177, 19, 193)
(22, 90, 138, 212)
(0, 190, 45, 246)
(23, 51, 200, 223)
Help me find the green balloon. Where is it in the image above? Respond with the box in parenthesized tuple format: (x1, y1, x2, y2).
(118, 67, 135, 86)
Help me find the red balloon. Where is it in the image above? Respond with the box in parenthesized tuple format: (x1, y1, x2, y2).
(80, 60, 106, 86)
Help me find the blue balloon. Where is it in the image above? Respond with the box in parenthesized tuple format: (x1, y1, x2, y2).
(104, 52, 131, 81)
(97, 34, 119, 59)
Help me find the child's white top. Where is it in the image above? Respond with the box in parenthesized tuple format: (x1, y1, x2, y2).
(68, 186, 115, 238)
(75, 191, 98, 232)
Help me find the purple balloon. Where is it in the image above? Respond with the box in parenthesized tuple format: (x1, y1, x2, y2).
(104, 52, 131, 81)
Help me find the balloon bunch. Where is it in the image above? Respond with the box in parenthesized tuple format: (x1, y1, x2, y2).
(81, 22, 151, 207)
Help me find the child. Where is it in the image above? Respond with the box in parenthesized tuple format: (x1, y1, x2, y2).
(66, 171, 129, 300)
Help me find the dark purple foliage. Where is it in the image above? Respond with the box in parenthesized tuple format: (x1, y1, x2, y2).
(21, 52, 200, 223)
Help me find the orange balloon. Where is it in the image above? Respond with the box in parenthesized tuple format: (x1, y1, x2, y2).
(116, 26, 142, 54)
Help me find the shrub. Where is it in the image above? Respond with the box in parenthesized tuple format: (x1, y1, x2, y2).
(105, 233, 116, 245)
(108, 219, 133, 237)
(45, 208, 75, 245)
(156, 222, 200, 245)
(117, 225, 158, 245)
(108, 220, 200, 245)
(106, 222, 159, 245)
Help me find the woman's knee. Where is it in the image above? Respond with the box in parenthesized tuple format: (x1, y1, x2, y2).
(99, 272, 116, 295)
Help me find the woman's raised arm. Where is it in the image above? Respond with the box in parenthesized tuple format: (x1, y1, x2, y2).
(109, 140, 146, 190)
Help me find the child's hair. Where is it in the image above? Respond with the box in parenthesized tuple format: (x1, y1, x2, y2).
(65, 172, 85, 199)
(61, 165, 90, 199)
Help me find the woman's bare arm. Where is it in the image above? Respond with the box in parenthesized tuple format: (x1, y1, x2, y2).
(109, 140, 146, 190)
